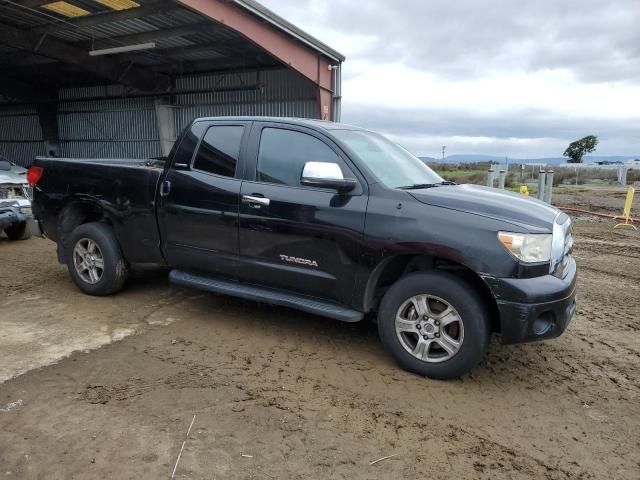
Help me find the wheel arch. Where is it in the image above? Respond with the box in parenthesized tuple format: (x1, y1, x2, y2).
(56, 199, 113, 263)
(363, 254, 501, 333)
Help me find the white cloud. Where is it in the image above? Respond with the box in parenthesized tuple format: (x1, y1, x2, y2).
(342, 62, 640, 118)
(260, 0, 640, 157)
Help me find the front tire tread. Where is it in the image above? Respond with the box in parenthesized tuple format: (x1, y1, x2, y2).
(377, 271, 490, 379)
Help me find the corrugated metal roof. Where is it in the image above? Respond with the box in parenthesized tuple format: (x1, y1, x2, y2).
(0, 0, 342, 105)
(232, 0, 345, 62)
(0, 0, 344, 62)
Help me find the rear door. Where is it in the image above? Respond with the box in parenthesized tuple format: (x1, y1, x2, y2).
(157, 120, 250, 277)
(237, 123, 368, 306)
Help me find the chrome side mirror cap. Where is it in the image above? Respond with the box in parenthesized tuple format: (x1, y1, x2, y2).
(302, 162, 344, 180)
(301, 162, 356, 193)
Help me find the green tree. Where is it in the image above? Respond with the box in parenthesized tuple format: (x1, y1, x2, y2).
(563, 135, 599, 163)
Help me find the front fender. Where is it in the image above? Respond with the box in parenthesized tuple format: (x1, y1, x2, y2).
(352, 191, 520, 311)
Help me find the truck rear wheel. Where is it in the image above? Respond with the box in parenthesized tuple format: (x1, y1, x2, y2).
(65, 222, 129, 296)
(377, 271, 490, 379)
(4, 221, 31, 241)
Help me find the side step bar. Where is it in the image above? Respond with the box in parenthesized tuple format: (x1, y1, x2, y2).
(169, 269, 364, 323)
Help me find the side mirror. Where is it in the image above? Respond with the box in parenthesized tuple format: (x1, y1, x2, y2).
(300, 162, 357, 193)
(0, 159, 11, 171)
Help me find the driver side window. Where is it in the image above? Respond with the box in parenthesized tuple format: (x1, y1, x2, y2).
(256, 128, 353, 187)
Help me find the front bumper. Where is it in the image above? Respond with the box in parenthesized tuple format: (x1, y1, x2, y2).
(0, 208, 19, 229)
(0, 205, 36, 231)
(483, 257, 577, 345)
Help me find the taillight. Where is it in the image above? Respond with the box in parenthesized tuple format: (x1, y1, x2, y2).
(27, 166, 43, 188)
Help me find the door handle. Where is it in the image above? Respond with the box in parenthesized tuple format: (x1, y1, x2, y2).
(160, 180, 171, 197)
(242, 195, 270, 207)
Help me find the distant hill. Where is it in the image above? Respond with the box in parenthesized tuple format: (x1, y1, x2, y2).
(419, 155, 639, 165)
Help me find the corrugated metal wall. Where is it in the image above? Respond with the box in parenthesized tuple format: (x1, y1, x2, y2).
(58, 95, 162, 159)
(0, 104, 47, 166)
(174, 69, 318, 133)
(0, 67, 318, 165)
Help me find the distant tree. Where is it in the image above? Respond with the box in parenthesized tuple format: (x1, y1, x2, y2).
(563, 135, 599, 163)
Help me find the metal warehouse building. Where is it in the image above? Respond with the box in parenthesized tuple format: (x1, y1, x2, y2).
(0, 0, 344, 166)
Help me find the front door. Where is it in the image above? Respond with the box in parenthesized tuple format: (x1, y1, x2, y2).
(238, 124, 368, 306)
(157, 121, 249, 277)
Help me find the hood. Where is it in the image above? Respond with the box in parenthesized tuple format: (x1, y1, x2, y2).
(408, 184, 559, 231)
(11, 165, 27, 175)
(0, 169, 27, 185)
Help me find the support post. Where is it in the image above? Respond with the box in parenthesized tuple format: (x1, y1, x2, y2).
(487, 168, 496, 187)
(538, 170, 546, 200)
(619, 166, 628, 186)
(36, 102, 60, 157)
(544, 170, 554, 204)
(498, 170, 506, 189)
(155, 97, 177, 157)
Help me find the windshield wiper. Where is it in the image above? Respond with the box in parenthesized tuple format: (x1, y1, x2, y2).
(397, 183, 440, 190)
(397, 181, 457, 190)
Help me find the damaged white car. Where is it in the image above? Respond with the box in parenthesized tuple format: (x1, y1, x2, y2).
(0, 157, 35, 241)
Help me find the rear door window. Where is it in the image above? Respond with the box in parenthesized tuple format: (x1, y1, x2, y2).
(192, 126, 244, 177)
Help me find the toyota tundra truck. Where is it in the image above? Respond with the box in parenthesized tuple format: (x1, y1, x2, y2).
(30, 117, 576, 379)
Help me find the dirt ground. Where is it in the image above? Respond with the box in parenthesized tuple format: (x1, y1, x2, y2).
(554, 184, 639, 216)
(1, 193, 639, 479)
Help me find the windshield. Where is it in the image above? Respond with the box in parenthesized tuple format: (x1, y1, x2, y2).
(332, 130, 443, 189)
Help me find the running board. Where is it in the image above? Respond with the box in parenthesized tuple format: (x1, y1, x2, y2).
(169, 269, 364, 323)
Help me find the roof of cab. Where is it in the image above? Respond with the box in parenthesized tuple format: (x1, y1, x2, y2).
(193, 116, 365, 132)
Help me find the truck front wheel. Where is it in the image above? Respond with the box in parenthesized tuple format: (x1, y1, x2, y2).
(4, 221, 31, 240)
(65, 222, 129, 296)
(377, 271, 490, 379)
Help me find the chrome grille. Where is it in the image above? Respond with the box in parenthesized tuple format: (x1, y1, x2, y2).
(564, 228, 573, 257)
(0, 185, 23, 199)
(553, 218, 573, 278)
(22, 185, 33, 200)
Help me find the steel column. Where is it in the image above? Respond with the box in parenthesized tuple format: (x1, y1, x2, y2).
(537, 170, 546, 201)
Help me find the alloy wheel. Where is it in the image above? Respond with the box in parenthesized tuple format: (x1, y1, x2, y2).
(72, 238, 104, 284)
(395, 294, 464, 363)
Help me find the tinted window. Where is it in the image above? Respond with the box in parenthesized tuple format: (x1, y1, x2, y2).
(192, 126, 244, 177)
(171, 122, 207, 166)
(257, 128, 351, 187)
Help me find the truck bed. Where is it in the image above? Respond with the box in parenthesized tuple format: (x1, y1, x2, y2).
(32, 156, 166, 264)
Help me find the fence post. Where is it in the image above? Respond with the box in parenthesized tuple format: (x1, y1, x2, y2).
(498, 170, 506, 189)
(620, 167, 628, 186)
(538, 170, 546, 200)
(544, 170, 554, 204)
(487, 168, 496, 188)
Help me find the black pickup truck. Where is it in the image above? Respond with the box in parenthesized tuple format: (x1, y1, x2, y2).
(30, 117, 576, 379)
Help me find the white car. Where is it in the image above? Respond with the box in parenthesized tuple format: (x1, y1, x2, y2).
(0, 157, 34, 241)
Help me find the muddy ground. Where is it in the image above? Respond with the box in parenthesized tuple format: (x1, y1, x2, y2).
(1, 194, 639, 479)
(554, 184, 637, 216)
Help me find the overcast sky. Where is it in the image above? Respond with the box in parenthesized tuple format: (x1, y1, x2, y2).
(261, 0, 639, 158)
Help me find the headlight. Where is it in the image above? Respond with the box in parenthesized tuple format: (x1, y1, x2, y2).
(20, 206, 32, 214)
(498, 232, 552, 263)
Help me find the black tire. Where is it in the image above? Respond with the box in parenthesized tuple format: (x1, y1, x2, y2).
(378, 271, 490, 379)
(4, 221, 31, 241)
(65, 222, 129, 296)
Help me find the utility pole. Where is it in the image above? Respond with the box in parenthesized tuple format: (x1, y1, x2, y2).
(442, 145, 446, 163)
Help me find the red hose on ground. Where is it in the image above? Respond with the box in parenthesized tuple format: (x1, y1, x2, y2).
(557, 206, 640, 222)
